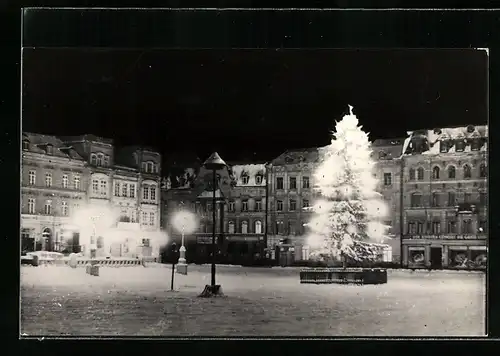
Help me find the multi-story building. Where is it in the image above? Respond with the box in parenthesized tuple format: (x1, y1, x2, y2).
(401, 125, 488, 269)
(267, 148, 324, 262)
(371, 138, 405, 262)
(21, 132, 90, 253)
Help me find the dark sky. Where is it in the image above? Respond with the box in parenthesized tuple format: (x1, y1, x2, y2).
(22, 48, 487, 163)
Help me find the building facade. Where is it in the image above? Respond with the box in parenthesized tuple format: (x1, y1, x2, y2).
(21, 133, 91, 253)
(400, 125, 488, 269)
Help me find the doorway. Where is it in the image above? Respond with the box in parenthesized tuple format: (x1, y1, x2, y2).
(430, 247, 443, 269)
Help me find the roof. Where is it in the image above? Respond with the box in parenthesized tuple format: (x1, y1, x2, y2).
(197, 189, 225, 200)
(22, 132, 85, 160)
(60, 134, 114, 145)
(271, 146, 327, 165)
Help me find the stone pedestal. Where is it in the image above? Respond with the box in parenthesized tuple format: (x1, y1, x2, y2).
(177, 245, 188, 274)
(69, 253, 78, 268)
(176, 263, 188, 275)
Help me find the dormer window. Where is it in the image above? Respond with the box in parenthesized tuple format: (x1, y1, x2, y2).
(455, 138, 466, 152)
(22, 139, 30, 150)
(440, 140, 449, 153)
(90, 154, 97, 166)
(470, 138, 481, 151)
(46, 144, 53, 155)
(255, 175, 263, 185)
(241, 174, 249, 185)
(103, 155, 110, 167)
(147, 162, 154, 173)
(96, 153, 104, 167)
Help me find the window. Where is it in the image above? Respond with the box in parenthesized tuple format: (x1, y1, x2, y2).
(103, 156, 109, 167)
(462, 220, 472, 234)
(242, 200, 248, 212)
(46, 144, 53, 155)
(432, 221, 441, 234)
(479, 163, 487, 178)
(142, 162, 147, 172)
(61, 201, 68, 216)
(242, 175, 249, 184)
(149, 212, 155, 226)
(114, 182, 121, 196)
(417, 222, 424, 234)
(407, 222, 416, 234)
(22, 140, 29, 150)
(409, 168, 416, 181)
(28, 170, 36, 185)
(276, 200, 283, 211)
(142, 238, 151, 247)
(122, 183, 128, 197)
(228, 201, 235, 212)
(60, 175, 68, 188)
(302, 177, 310, 188)
(45, 173, 52, 187)
(410, 193, 422, 207)
(289, 199, 297, 211)
(288, 221, 296, 235)
(479, 220, 487, 233)
(448, 166, 456, 179)
(28, 198, 35, 214)
(289, 177, 297, 189)
(455, 139, 465, 152)
(440, 141, 448, 153)
(275, 220, 284, 235)
(207, 203, 212, 212)
(417, 167, 424, 181)
(383, 173, 392, 186)
(141, 211, 148, 224)
(90, 154, 97, 165)
(431, 192, 440, 207)
(276, 177, 284, 189)
(463, 165, 471, 179)
(255, 220, 262, 234)
(143, 185, 149, 200)
(432, 166, 440, 180)
(471, 139, 481, 151)
(479, 192, 487, 206)
(96, 154, 103, 167)
(100, 180, 107, 195)
(44, 200, 52, 215)
(303, 199, 309, 208)
(74, 175, 80, 190)
(448, 192, 456, 206)
(92, 179, 99, 194)
(129, 184, 135, 198)
(464, 193, 471, 203)
(241, 221, 248, 234)
(255, 175, 263, 184)
(150, 186, 156, 201)
(255, 200, 262, 211)
(448, 221, 457, 234)
(148, 162, 154, 173)
(228, 221, 235, 234)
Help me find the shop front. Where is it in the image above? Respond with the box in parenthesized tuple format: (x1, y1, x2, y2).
(402, 234, 487, 270)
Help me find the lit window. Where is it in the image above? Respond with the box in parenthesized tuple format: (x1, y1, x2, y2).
(241, 221, 248, 234)
(28, 198, 35, 214)
(228, 221, 235, 234)
(114, 182, 121, 196)
(143, 185, 149, 200)
(142, 211, 148, 224)
(150, 186, 156, 201)
(74, 175, 80, 190)
(122, 183, 128, 197)
(129, 184, 135, 198)
(44, 200, 52, 215)
(62, 175, 68, 188)
(61, 201, 68, 216)
(255, 220, 262, 234)
(45, 173, 52, 187)
(149, 212, 155, 226)
(29, 170, 36, 185)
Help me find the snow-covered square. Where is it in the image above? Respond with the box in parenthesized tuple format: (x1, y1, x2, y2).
(20, 265, 485, 337)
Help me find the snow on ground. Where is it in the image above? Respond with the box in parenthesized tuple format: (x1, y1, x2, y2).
(20, 266, 485, 337)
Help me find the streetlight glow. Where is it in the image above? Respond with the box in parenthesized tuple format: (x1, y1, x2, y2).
(171, 210, 197, 274)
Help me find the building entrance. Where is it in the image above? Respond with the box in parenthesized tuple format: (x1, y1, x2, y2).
(430, 247, 443, 269)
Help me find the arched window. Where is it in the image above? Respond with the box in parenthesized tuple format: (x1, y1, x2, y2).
(228, 221, 235, 234)
(480, 163, 487, 178)
(463, 165, 472, 179)
(432, 166, 440, 180)
(90, 154, 97, 166)
(241, 221, 248, 234)
(448, 166, 456, 179)
(147, 162, 154, 173)
(409, 168, 416, 181)
(96, 154, 104, 167)
(22, 139, 30, 150)
(255, 220, 262, 234)
(417, 167, 424, 181)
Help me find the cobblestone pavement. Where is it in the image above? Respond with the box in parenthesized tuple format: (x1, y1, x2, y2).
(20, 265, 486, 337)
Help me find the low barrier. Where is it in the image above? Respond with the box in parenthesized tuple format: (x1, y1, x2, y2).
(66, 259, 143, 267)
(299, 268, 388, 285)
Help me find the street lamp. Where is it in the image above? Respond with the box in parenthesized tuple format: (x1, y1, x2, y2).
(171, 210, 197, 275)
(199, 152, 227, 298)
(90, 216, 99, 259)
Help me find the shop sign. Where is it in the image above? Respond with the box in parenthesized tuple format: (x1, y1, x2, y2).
(197, 236, 218, 244)
(410, 234, 486, 240)
(226, 236, 259, 242)
(22, 215, 39, 221)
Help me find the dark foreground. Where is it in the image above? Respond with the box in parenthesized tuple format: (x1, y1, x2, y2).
(20, 265, 485, 337)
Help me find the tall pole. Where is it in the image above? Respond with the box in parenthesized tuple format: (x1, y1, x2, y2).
(399, 156, 404, 267)
(211, 168, 217, 287)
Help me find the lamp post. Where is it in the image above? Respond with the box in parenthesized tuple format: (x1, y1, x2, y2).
(172, 210, 197, 275)
(90, 216, 99, 260)
(199, 152, 227, 297)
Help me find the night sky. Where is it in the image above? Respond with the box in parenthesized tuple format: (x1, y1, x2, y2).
(22, 48, 487, 164)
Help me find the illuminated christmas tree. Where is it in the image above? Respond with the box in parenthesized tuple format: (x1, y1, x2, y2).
(305, 105, 389, 264)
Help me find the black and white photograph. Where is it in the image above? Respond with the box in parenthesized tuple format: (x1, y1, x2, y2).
(20, 9, 488, 338)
